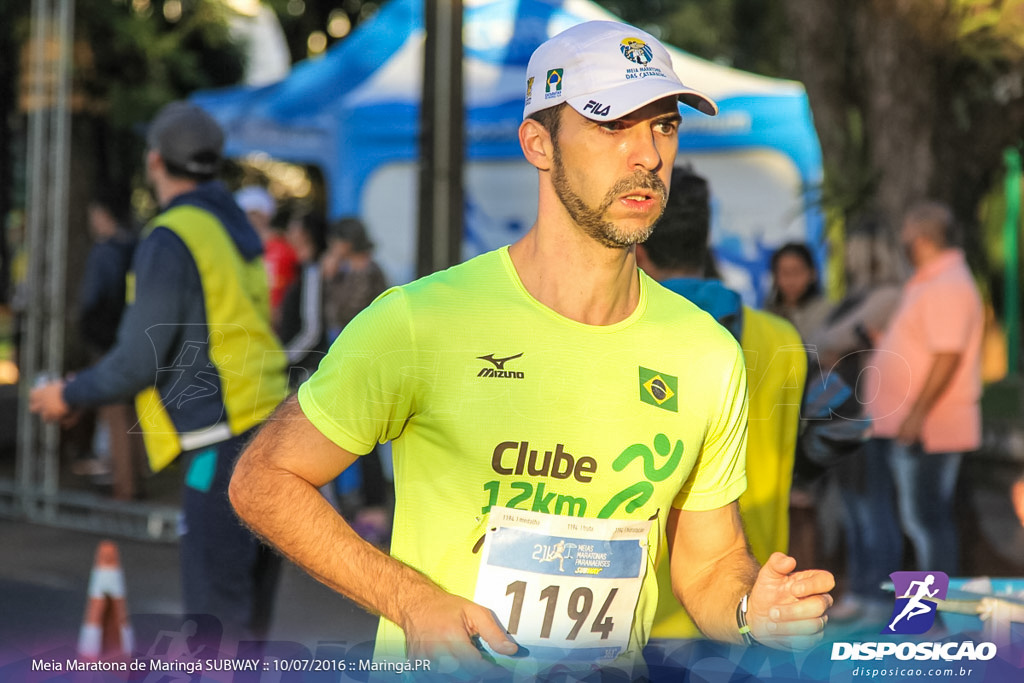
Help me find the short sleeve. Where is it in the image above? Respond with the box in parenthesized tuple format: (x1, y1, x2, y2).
(673, 340, 748, 510)
(297, 287, 419, 454)
(921, 278, 980, 353)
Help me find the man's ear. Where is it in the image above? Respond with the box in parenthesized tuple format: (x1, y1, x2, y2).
(145, 148, 165, 177)
(519, 118, 555, 172)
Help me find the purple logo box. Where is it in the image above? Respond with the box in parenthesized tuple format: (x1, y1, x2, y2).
(882, 571, 950, 635)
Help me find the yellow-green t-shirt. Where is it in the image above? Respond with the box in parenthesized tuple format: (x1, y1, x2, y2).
(298, 246, 748, 660)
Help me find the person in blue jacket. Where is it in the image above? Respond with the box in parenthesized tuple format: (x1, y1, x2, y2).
(78, 192, 137, 356)
(31, 101, 289, 641)
(75, 190, 145, 499)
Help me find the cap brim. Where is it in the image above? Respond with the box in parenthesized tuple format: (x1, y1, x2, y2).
(566, 78, 718, 120)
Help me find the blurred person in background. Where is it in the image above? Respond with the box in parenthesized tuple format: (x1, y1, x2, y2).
(30, 101, 289, 642)
(637, 165, 808, 639)
(74, 190, 147, 500)
(236, 185, 297, 327)
(79, 192, 136, 356)
(863, 200, 983, 579)
(321, 216, 388, 342)
(277, 209, 328, 386)
(766, 242, 833, 342)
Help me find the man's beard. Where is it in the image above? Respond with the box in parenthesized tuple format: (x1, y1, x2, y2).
(551, 149, 668, 249)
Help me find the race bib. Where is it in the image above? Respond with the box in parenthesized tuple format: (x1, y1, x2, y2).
(473, 507, 652, 662)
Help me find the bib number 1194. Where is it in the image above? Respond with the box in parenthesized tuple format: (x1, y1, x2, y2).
(504, 580, 616, 641)
(473, 507, 651, 661)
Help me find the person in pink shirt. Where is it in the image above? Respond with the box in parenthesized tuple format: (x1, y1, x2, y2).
(863, 200, 983, 580)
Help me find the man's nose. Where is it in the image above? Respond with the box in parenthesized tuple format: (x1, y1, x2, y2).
(626, 126, 662, 172)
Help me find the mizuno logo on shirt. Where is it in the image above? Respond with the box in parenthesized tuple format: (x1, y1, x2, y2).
(478, 353, 523, 370)
(477, 352, 525, 379)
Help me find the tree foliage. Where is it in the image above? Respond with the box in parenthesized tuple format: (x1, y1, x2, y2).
(951, 0, 1024, 62)
(77, 0, 244, 129)
(782, 0, 1024, 284)
(2, 0, 246, 212)
(595, 0, 791, 77)
(265, 0, 370, 57)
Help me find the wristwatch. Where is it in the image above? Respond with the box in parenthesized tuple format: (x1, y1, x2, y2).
(736, 593, 756, 646)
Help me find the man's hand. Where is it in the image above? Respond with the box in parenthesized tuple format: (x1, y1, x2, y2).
(29, 380, 70, 423)
(896, 409, 926, 446)
(401, 590, 518, 672)
(746, 552, 835, 650)
(897, 352, 962, 447)
(232, 397, 518, 674)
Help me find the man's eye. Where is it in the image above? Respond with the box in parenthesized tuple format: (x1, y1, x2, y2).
(655, 121, 679, 135)
(600, 121, 625, 131)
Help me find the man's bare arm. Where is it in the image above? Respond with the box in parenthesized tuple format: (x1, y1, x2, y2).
(228, 396, 517, 659)
(668, 503, 835, 649)
(667, 503, 758, 642)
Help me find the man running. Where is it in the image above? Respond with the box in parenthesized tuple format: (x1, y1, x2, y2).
(230, 20, 834, 677)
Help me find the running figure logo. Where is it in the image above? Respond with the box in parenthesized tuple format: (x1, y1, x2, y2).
(535, 539, 572, 572)
(883, 571, 949, 635)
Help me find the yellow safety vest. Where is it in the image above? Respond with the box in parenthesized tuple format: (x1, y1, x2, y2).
(131, 205, 289, 472)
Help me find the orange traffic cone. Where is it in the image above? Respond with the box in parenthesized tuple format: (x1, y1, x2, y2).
(77, 539, 134, 661)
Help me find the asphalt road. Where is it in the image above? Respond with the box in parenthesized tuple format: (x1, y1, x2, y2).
(0, 518, 379, 673)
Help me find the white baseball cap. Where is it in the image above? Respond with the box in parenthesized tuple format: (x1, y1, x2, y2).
(523, 21, 718, 121)
(235, 186, 276, 216)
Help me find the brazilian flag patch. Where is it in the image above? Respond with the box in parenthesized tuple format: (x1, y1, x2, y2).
(639, 367, 678, 412)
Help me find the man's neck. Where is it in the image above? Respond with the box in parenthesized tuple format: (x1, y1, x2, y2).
(508, 212, 642, 326)
(913, 244, 951, 271)
(156, 177, 200, 207)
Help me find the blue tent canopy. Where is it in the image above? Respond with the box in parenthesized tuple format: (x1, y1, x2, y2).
(193, 0, 824, 302)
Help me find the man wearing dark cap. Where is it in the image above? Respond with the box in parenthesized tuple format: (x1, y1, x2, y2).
(31, 101, 289, 641)
(230, 20, 833, 678)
